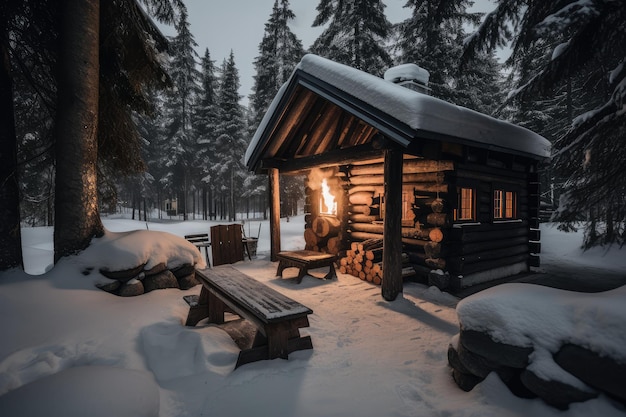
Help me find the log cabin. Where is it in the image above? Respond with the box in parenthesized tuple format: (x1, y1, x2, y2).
(245, 54, 550, 300)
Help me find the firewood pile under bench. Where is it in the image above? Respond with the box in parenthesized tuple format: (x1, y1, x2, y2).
(184, 265, 313, 368)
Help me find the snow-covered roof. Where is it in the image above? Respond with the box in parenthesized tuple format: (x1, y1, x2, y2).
(246, 54, 550, 172)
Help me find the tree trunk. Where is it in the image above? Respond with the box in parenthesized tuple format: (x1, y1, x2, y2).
(54, 0, 104, 262)
(0, 26, 23, 270)
(230, 167, 235, 221)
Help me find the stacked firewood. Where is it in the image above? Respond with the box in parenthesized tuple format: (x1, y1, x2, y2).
(339, 238, 384, 284)
(339, 238, 415, 285)
(304, 215, 343, 254)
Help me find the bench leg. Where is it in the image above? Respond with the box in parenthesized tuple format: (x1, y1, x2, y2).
(243, 242, 252, 261)
(185, 286, 210, 326)
(266, 325, 290, 360)
(234, 317, 313, 368)
(276, 260, 286, 278)
(296, 268, 307, 284)
(204, 247, 211, 268)
(207, 291, 226, 324)
(324, 263, 337, 280)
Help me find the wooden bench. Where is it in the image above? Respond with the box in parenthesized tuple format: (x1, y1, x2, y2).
(276, 250, 337, 284)
(184, 265, 313, 368)
(185, 233, 211, 267)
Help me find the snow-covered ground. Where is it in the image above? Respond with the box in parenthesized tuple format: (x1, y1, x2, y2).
(1, 216, 625, 416)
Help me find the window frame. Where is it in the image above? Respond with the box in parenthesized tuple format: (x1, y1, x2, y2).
(492, 185, 519, 221)
(453, 185, 476, 223)
(493, 189, 504, 219)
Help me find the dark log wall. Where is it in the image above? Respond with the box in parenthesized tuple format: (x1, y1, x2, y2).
(445, 153, 540, 288)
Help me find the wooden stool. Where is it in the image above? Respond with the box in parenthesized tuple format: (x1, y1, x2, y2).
(276, 250, 337, 283)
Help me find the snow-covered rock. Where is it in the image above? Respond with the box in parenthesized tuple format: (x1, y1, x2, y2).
(450, 283, 626, 408)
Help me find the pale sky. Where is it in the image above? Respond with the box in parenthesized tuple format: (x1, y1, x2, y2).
(160, 0, 496, 106)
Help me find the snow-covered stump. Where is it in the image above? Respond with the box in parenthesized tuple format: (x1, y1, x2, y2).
(449, 283, 626, 409)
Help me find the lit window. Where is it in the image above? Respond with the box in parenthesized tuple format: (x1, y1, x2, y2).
(494, 190, 503, 219)
(494, 189, 517, 219)
(454, 187, 475, 221)
(505, 191, 516, 218)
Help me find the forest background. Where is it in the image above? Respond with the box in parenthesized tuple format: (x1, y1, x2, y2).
(1, 0, 624, 270)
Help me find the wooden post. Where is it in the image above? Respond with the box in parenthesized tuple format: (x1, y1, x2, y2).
(269, 168, 281, 261)
(382, 148, 403, 301)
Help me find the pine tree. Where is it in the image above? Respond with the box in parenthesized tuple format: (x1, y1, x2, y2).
(1, 0, 177, 264)
(311, 0, 393, 76)
(193, 48, 219, 219)
(463, 0, 626, 247)
(453, 50, 504, 115)
(0, 0, 23, 269)
(395, 0, 482, 102)
(160, 6, 200, 220)
(250, 0, 304, 127)
(214, 51, 247, 221)
(248, 0, 305, 218)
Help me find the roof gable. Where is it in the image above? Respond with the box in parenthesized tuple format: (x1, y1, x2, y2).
(246, 54, 550, 173)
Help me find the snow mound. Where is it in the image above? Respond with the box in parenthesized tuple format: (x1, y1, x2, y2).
(457, 283, 626, 364)
(384, 63, 430, 85)
(0, 366, 160, 417)
(140, 322, 238, 382)
(80, 229, 206, 274)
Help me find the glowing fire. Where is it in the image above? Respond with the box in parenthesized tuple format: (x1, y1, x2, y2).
(319, 178, 337, 215)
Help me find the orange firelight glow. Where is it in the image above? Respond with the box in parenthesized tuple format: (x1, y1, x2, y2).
(320, 178, 337, 215)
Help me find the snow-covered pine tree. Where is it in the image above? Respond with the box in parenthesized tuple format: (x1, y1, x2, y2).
(395, 0, 482, 103)
(213, 51, 247, 221)
(2, 0, 177, 264)
(9, 7, 57, 229)
(453, 49, 503, 115)
(98, 0, 173, 221)
(193, 48, 219, 220)
(248, 0, 305, 219)
(463, 0, 626, 248)
(135, 87, 166, 219)
(311, 0, 393, 76)
(160, 6, 200, 220)
(250, 0, 304, 127)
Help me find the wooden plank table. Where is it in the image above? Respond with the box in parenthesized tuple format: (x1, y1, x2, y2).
(276, 250, 337, 283)
(185, 265, 313, 368)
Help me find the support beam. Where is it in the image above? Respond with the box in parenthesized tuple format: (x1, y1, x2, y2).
(262, 143, 383, 173)
(382, 148, 404, 301)
(269, 168, 281, 261)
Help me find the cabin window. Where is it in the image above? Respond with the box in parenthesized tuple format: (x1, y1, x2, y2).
(494, 190, 503, 218)
(380, 191, 414, 221)
(402, 191, 412, 221)
(493, 189, 517, 219)
(505, 191, 516, 218)
(454, 187, 475, 221)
